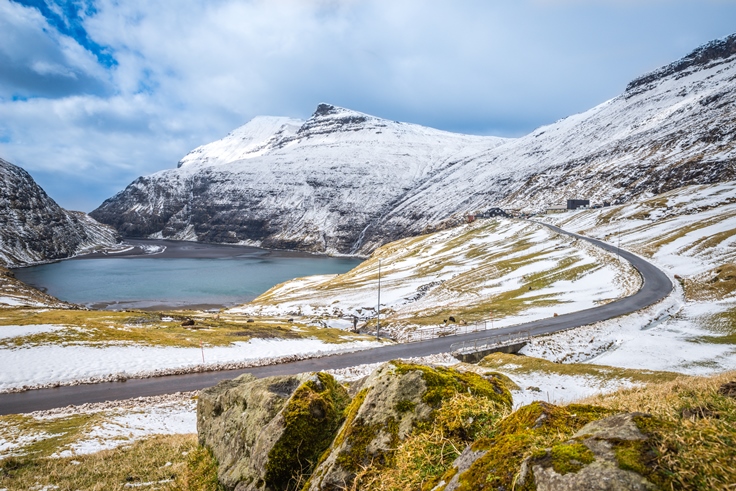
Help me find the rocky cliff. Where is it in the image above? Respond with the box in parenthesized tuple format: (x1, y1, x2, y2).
(92, 34, 736, 254)
(0, 158, 119, 267)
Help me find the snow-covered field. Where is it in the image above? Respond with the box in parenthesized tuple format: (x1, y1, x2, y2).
(231, 218, 639, 341)
(542, 181, 736, 279)
(0, 336, 383, 393)
(0, 393, 196, 460)
(524, 182, 736, 375)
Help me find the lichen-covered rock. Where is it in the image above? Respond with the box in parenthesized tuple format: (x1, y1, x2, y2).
(197, 371, 349, 491)
(305, 361, 512, 491)
(434, 402, 613, 491)
(522, 413, 657, 490)
(437, 406, 665, 491)
(430, 446, 487, 491)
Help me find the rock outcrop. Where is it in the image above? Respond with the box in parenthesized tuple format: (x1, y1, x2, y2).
(0, 158, 119, 267)
(432, 403, 669, 491)
(520, 413, 657, 490)
(198, 362, 736, 490)
(304, 362, 512, 490)
(197, 362, 512, 491)
(197, 372, 350, 491)
(93, 34, 736, 255)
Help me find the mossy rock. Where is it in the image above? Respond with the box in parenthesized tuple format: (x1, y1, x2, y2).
(197, 372, 349, 491)
(521, 413, 659, 490)
(434, 401, 613, 491)
(305, 361, 512, 491)
(436, 406, 668, 491)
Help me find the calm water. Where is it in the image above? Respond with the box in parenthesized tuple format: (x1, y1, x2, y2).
(14, 240, 362, 310)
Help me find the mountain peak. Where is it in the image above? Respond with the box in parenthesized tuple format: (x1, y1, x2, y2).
(297, 103, 374, 136)
(626, 32, 736, 94)
(312, 103, 341, 117)
(309, 103, 370, 120)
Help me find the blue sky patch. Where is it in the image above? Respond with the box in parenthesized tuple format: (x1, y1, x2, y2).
(12, 0, 116, 67)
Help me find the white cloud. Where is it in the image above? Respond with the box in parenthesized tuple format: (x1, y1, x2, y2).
(0, 0, 734, 211)
(0, 0, 110, 97)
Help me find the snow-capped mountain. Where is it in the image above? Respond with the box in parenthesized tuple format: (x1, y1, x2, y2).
(92, 34, 736, 255)
(399, 33, 736, 224)
(90, 104, 507, 253)
(0, 158, 119, 267)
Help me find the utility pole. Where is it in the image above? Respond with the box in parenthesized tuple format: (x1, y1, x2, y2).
(376, 259, 382, 340)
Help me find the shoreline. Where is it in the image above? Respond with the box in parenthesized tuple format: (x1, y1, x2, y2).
(87, 300, 236, 312)
(72, 238, 369, 261)
(11, 238, 365, 312)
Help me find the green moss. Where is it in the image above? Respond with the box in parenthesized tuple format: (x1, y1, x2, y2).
(264, 373, 350, 490)
(306, 388, 373, 481)
(547, 442, 595, 475)
(181, 445, 226, 491)
(334, 418, 386, 472)
(614, 441, 652, 476)
(395, 399, 417, 413)
(434, 464, 458, 491)
(610, 414, 675, 489)
(455, 402, 612, 491)
(328, 388, 368, 454)
(481, 370, 521, 391)
(390, 362, 512, 409)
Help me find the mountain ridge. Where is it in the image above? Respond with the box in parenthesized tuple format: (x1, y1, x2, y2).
(0, 158, 119, 267)
(91, 33, 736, 255)
(91, 103, 507, 252)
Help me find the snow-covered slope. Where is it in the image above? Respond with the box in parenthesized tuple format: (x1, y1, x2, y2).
(176, 116, 304, 168)
(0, 158, 119, 267)
(92, 34, 736, 254)
(91, 104, 506, 253)
(401, 34, 736, 221)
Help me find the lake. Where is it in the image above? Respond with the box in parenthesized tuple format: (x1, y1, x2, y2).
(13, 239, 363, 310)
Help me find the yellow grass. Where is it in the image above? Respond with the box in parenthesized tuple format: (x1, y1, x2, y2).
(0, 308, 376, 348)
(579, 370, 736, 490)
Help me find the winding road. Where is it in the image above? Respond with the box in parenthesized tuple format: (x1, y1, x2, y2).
(0, 222, 672, 415)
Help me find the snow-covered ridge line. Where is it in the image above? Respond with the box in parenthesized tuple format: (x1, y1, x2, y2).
(626, 32, 736, 94)
(91, 33, 736, 255)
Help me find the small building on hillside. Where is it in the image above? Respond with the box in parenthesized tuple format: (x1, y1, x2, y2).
(567, 199, 590, 210)
(476, 208, 510, 219)
(546, 205, 567, 214)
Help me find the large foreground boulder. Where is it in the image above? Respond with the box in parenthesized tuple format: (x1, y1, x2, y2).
(304, 361, 512, 491)
(197, 372, 349, 491)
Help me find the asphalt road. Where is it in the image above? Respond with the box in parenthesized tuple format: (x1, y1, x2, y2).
(0, 222, 672, 415)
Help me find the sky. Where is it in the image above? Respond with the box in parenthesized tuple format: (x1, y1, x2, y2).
(0, 0, 734, 212)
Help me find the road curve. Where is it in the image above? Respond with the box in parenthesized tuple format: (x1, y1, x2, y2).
(0, 222, 672, 415)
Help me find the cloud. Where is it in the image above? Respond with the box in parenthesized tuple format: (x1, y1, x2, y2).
(0, 0, 111, 98)
(0, 0, 735, 211)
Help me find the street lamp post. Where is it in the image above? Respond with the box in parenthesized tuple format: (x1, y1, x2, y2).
(376, 259, 382, 340)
